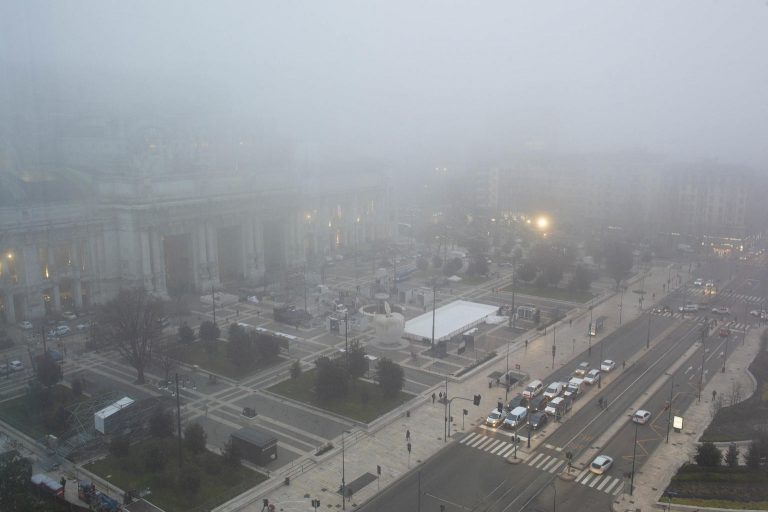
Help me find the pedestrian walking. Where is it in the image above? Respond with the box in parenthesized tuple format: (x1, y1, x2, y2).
(525, 339, 528, 349)
(406, 429, 411, 441)
(622, 360, 626, 370)
(432, 393, 436, 404)
(569, 319, 572, 327)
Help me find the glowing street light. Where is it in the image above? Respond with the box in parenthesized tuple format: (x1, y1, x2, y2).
(536, 216, 549, 230)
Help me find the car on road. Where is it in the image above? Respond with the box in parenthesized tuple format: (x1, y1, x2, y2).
(528, 394, 549, 413)
(62, 311, 77, 320)
(506, 394, 527, 411)
(679, 304, 699, 313)
(55, 325, 72, 337)
(600, 360, 616, 372)
(652, 305, 671, 314)
(528, 411, 548, 430)
(543, 382, 565, 399)
(503, 406, 528, 430)
(693, 278, 704, 286)
(76, 322, 92, 331)
(750, 310, 767, 319)
(485, 410, 505, 428)
(719, 327, 731, 338)
(584, 369, 601, 385)
(632, 409, 652, 424)
(9, 360, 23, 371)
(574, 362, 590, 378)
(590, 455, 614, 474)
(711, 306, 730, 315)
(18, 321, 33, 330)
(544, 396, 571, 417)
(522, 379, 544, 399)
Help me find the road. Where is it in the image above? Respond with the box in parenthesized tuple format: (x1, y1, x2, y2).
(358, 261, 765, 512)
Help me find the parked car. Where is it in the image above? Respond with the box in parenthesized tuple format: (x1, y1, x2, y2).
(574, 362, 590, 378)
(711, 306, 730, 315)
(600, 360, 616, 372)
(528, 411, 548, 430)
(522, 379, 544, 399)
(590, 455, 614, 474)
(18, 321, 33, 330)
(584, 369, 601, 385)
(485, 410, 505, 428)
(632, 409, 652, 424)
(679, 304, 699, 313)
(503, 406, 528, 430)
(9, 360, 23, 371)
(652, 305, 671, 314)
(543, 382, 565, 399)
(62, 311, 77, 320)
(76, 322, 92, 331)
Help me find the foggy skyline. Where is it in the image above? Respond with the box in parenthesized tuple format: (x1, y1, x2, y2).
(2, 0, 768, 171)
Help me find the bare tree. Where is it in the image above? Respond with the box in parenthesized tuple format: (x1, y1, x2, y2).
(98, 288, 163, 384)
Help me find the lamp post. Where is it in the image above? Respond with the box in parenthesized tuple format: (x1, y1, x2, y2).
(431, 285, 436, 349)
(344, 311, 349, 370)
(646, 310, 652, 349)
(619, 287, 624, 326)
(341, 430, 350, 509)
(666, 373, 676, 444)
(698, 322, 707, 403)
(630, 421, 639, 495)
(552, 480, 557, 512)
(722, 331, 729, 373)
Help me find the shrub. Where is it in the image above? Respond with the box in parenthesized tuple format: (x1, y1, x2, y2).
(290, 360, 302, 379)
(178, 466, 201, 494)
(725, 444, 739, 468)
(695, 442, 722, 467)
(746, 441, 761, 469)
(144, 443, 166, 472)
(184, 423, 207, 455)
(177, 323, 196, 344)
(199, 321, 220, 343)
(71, 378, 84, 396)
(222, 439, 241, 467)
(376, 358, 404, 398)
(148, 406, 174, 438)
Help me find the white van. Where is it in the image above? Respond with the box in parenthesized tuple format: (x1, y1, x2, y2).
(522, 379, 544, 399)
(543, 381, 565, 399)
(503, 406, 528, 430)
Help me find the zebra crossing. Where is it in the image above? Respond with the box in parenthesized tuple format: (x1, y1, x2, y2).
(718, 290, 765, 304)
(572, 466, 625, 496)
(459, 431, 626, 495)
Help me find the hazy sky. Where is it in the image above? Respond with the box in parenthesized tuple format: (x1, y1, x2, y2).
(3, 0, 768, 169)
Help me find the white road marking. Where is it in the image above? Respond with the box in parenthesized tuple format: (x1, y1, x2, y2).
(535, 455, 552, 469)
(575, 468, 589, 482)
(604, 478, 620, 494)
(460, 432, 479, 444)
(548, 461, 562, 474)
(542, 458, 558, 472)
(528, 453, 544, 466)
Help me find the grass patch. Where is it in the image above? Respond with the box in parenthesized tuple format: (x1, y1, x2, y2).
(702, 332, 768, 442)
(167, 342, 283, 380)
(666, 464, 768, 506)
(669, 497, 768, 509)
(502, 283, 594, 303)
(268, 369, 413, 423)
(85, 437, 266, 512)
(0, 384, 85, 439)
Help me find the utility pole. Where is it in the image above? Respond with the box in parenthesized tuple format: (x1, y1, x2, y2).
(443, 376, 448, 442)
(619, 288, 624, 326)
(630, 421, 639, 495)
(666, 374, 674, 444)
(175, 373, 182, 468)
(551, 325, 556, 368)
(698, 322, 707, 403)
(646, 311, 652, 349)
(341, 431, 346, 510)
(211, 283, 217, 325)
(431, 285, 436, 349)
(344, 312, 349, 371)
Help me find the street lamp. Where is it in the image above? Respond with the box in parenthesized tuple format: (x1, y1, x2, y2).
(341, 430, 351, 509)
(666, 373, 677, 444)
(550, 479, 557, 512)
(630, 420, 639, 495)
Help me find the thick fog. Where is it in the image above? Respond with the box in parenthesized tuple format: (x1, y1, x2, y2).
(2, 0, 768, 171)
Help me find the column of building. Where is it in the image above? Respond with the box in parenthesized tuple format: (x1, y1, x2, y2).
(150, 230, 167, 295)
(48, 249, 61, 312)
(140, 231, 153, 291)
(206, 223, 220, 285)
(21, 244, 43, 319)
(242, 217, 257, 282)
(71, 241, 83, 309)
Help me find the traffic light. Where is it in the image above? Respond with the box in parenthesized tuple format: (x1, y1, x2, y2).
(407, 442, 412, 453)
(473, 394, 481, 406)
(377, 465, 381, 475)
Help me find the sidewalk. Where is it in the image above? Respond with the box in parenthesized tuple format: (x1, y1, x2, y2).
(224, 265, 678, 511)
(612, 326, 764, 512)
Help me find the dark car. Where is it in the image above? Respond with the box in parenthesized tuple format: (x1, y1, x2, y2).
(529, 411, 548, 430)
(528, 394, 548, 413)
(507, 394, 527, 411)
